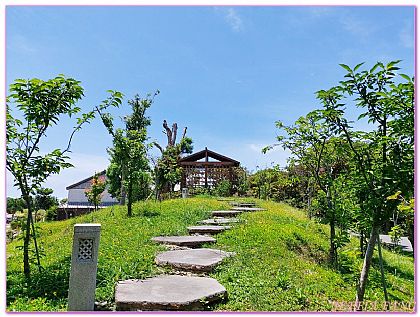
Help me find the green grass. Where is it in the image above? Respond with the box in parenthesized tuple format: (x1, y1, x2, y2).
(6, 198, 414, 311)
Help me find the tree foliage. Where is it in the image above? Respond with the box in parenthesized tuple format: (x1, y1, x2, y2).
(316, 61, 414, 307)
(265, 111, 353, 266)
(7, 197, 26, 214)
(84, 172, 106, 212)
(153, 120, 193, 198)
(264, 60, 414, 309)
(100, 93, 156, 216)
(6, 74, 122, 279)
(34, 188, 58, 212)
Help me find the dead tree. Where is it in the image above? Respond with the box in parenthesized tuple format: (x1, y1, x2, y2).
(154, 120, 187, 152)
(153, 120, 190, 198)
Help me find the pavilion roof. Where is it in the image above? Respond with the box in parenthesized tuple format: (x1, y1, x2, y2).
(179, 147, 240, 166)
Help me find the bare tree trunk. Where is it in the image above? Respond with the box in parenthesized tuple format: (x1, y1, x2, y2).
(355, 225, 378, 310)
(377, 233, 390, 310)
(407, 224, 414, 251)
(154, 170, 159, 202)
(127, 180, 133, 217)
(153, 142, 164, 154)
(120, 171, 126, 205)
(23, 203, 31, 279)
(181, 127, 187, 139)
(29, 212, 42, 272)
(171, 123, 178, 145)
(22, 190, 42, 278)
(163, 120, 172, 146)
(359, 231, 365, 258)
(329, 217, 337, 267)
(326, 187, 337, 266)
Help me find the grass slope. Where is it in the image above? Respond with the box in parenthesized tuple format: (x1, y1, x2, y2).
(211, 200, 414, 311)
(6, 198, 414, 311)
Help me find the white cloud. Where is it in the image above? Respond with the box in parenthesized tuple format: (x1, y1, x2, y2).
(340, 15, 375, 39)
(212, 141, 290, 174)
(247, 143, 289, 169)
(7, 34, 37, 54)
(249, 143, 265, 153)
(7, 152, 110, 199)
(215, 7, 244, 33)
(399, 21, 414, 49)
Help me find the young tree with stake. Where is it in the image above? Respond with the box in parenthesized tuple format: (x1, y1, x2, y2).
(99, 93, 157, 216)
(6, 75, 122, 279)
(317, 61, 414, 309)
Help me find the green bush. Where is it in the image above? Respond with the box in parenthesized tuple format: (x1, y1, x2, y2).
(190, 187, 212, 197)
(45, 206, 58, 221)
(214, 180, 232, 197)
(10, 218, 25, 230)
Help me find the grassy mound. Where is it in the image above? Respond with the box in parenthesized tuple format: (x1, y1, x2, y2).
(6, 198, 414, 311)
(211, 200, 414, 311)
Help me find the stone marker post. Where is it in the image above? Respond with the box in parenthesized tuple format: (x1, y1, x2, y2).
(68, 224, 101, 311)
(182, 187, 189, 199)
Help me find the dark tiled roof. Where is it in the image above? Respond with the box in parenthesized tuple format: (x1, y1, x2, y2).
(179, 148, 239, 165)
(66, 170, 106, 190)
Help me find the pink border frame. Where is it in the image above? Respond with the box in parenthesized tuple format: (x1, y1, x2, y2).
(3, 4, 417, 315)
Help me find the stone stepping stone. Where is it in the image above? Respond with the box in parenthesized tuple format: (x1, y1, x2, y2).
(199, 218, 240, 225)
(211, 210, 242, 217)
(156, 248, 234, 272)
(230, 201, 256, 207)
(115, 275, 227, 311)
(188, 225, 231, 235)
(231, 207, 265, 212)
(151, 235, 216, 247)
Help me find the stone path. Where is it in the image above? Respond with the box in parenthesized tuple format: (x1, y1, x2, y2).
(156, 248, 234, 272)
(188, 225, 231, 235)
(230, 207, 265, 212)
(152, 235, 216, 247)
(115, 275, 227, 311)
(230, 201, 256, 207)
(211, 210, 242, 217)
(199, 218, 240, 225)
(114, 200, 265, 311)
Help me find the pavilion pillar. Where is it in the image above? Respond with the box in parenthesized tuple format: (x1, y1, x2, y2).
(180, 167, 186, 188)
(205, 147, 208, 188)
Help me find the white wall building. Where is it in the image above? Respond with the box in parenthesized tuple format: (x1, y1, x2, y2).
(66, 171, 119, 207)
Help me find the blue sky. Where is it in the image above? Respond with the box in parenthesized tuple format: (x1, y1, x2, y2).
(6, 5, 415, 198)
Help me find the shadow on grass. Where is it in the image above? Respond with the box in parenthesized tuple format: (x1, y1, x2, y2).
(7, 256, 71, 304)
(141, 210, 161, 218)
(286, 231, 329, 266)
(372, 257, 414, 281)
(382, 245, 414, 259)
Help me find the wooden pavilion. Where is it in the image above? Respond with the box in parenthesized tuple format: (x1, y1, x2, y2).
(179, 147, 240, 189)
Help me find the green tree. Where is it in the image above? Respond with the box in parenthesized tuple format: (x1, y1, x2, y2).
(153, 120, 193, 199)
(386, 191, 414, 251)
(6, 75, 122, 279)
(34, 187, 58, 212)
(100, 93, 156, 216)
(213, 179, 232, 197)
(84, 172, 106, 212)
(317, 61, 414, 308)
(233, 166, 250, 196)
(264, 111, 351, 266)
(7, 197, 26, 214)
